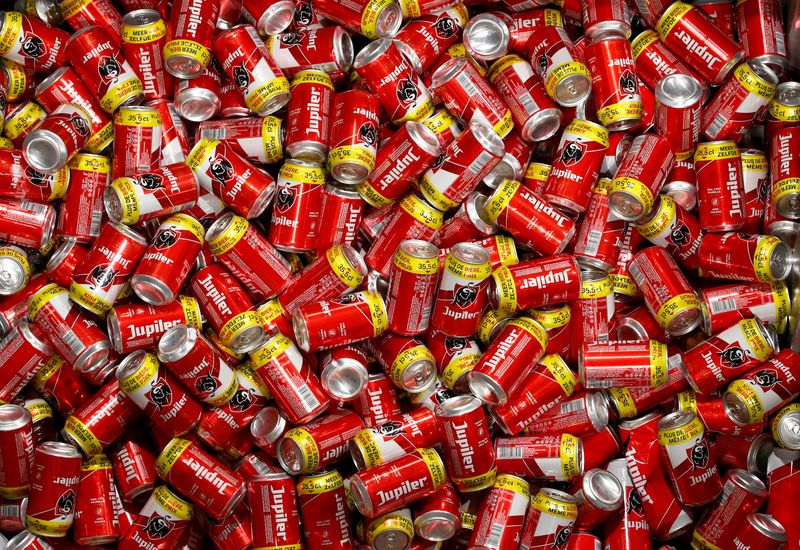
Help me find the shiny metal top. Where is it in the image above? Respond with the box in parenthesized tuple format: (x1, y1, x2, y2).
(205, 211, 238, 243)
(450, 242, 490, 267)
(656, 73, 703, 108)
(775, 81, 800, 107)
(38, 440, 82, 459)
(746, 513, 787, 541)
(727, 468, 768, 497)
(0, 404, 32, 431)
(115, 349, 150, 381)
(353, 38, 393, 69)
(407, 121, 442, 157)
(436, 394, 482, 418)
(399, 239, 439, 260)
(157, 325, 198, 363)
(122, 8, 161, 27)
(657, 409, 697, 432)
(464, 14, 510, 61)
(470, 120, 506, 158)
(582, 468, 623, 511)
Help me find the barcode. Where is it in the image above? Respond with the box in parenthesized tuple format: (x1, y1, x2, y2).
(201, 128, 228, 140)
(90, 211, 103, 236)
(561, 399, 586, 414)
(583, 230, 603, 256)
(468, 150, 494, 173)
(628, 264, 643, 286)
(0, 504, 18, 518)
(668, 353, 683, 370)
(21, 201, 48, 214)
(484, 523, 505, 548)
(456, 71, 480, 98)
(519, 92, 538, 114)
(710, 298, 737, 314)
(706, 114, 726, 139)
(62, 330, 84, 356)
(298, 384, 320, 409)
(497, 446, 523, 459)
(776, 31, 786, 55)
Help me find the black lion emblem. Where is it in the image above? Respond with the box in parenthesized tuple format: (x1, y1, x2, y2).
(25, 167, 50, 187)
(147, 379, 173, 409)
(434, 15, 456, 39)
(396, 76, 419, 106)
(669, 223, 690, 246)
(89, 264, 117, 290)
(552, 525, 571, 548)
(628, 486, 643, 515)
(137, 173, 164, 190)
(336, 293, 360, 304)
(275, 186, 295, 213)
(70, 114, 89, 136)
(359, 122, 377, 146)
(758, 178, 769, 203)
(537, 52, 550, 75)
(377, 420, 404, 438)
(56, 489, 75, 515)
(154, 229, 177, 249)
(232, 63, 251, 89)
(295, 2, 313, 26)
(432, 153, 447, 169)
(229, 388, 255, 412)
(452, 284, 478, 308)
(445, 336, 467, 351)
(279, 33, 304, 46)
(98, 55, 121, 84)
(21, 34, 45, 59)
(560, 141, 585, 166)
(144, 515, 173, 539)
(210, 155, 234, 185)
(619, 69, 638, 95)
(689, 439, 709, 469)
(195, 374, 219, 395)
(753, 369, 780, 388)
(718, 346, 746, 369)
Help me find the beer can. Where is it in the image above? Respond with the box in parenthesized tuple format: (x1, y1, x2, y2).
(570, 270, 615, 348)
(107, 296, 201, 354)
(0, 320, 52, 405)
(72, 454, 118, 545)
(316, 184, 363, 254)
(266, 25, 353, 78)
(724, 349, 800, 425)
(585, 30, 642, 131)
(293, 290, 388, 352)
(268, 159, 326, 253)
(3, 101, 47, 149)
(698, 232, 792, 283)
(163, 0, 218, 79)
(297, 470, 354, 549)
(766, 81, 800, 139)
(525, 390, 609, 436)
(110, 437, 158, 503)
(349, 407, 441, 470)
(580, 340, 668, 388)
(495, 433, 582, 482)
(518, 488, 578, 549)
(0, 11, 68, 72)
(700, 281, 789, 336)
(437, 395, 496, 492)
(386, 239, 439, 336)
(694, 140, 746, 232)
(25, 442, 82, 537)
(277, 410, 364, 475)
(412, 483, 460, 542)
(57, 154, 110, 243)
(364, 508, 414, 550)
(284, 70, 334, 164)
(571, 468, 623, 531)
(770, 126, 800, 219)
(608, 134, 675, 221)
(469, 475, 530, 549)
(317, 345, 369, 401)
(365, 332, 437, 393)
(112, 105, 162, 180)
(0, 404, 33, 499)
(735, 0, 788, 76)
(740, 149, 770, 233)
(120, 9, 172, 101)
(313, 0, 403, 40)
(22, 104, 91, 173)
(655, 73, 703, 160)
(32, 355, 91, 419)
(603, 458, 651, 548)
(636, 194, 703, 270)
(119, 484, 194, 548)
(528, 25, 592, 106)
(395, 5, 468, 73)
(430, 242, 491, 338)
(327, 90, 380, 185)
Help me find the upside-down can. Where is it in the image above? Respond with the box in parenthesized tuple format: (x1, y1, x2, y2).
(694, 140, 746, 232)
(736, 0, 788, 75)
(608, 134, 675, 221)
(628, 246, 702, 336)
(437, 395, 496, 492)
(72, 453, 117, 545)
(297, 470, 353, 549)
(585, 31, 642, 131)
(25, 441, 82, 537)
(570, 271, 615, 348)
(386, 239, 439, 336)
(120, 9, 172, 101)
(163, 0, 218, 79)
(57, 154, 109, 243)
(469, 475, 530, 549)
(519, 488, 578, 550)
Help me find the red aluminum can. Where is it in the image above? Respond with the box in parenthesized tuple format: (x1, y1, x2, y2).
(298, 470, 354, 549)
(187, 138, 276, 219)
(189, 264, 264, 354)
(157, 325, 238, 407)
(34, 67, 113, 155)
(349, 448, 447, 518)
(248, 473, 302, 549)
(0, 404, 33, 499)
(518, 488, 578, 550)
(359, 121, 441, 207)
(22, 104, 91, 173)
(3, 101, 46, 150)
(149, 99, 189, 164)
(173, 67, 221, 122)
(240, 0, 295, 35)
(353, 39, 434, 124)
(695, 0, 737, 39)
(265, 26, 353, 78)
(116, 351, 202, 436)
(25, 441, 82, 537)
(65, 26, 144, 113)
(111, 438, 158, 502)
(603, 458, 651, 549)
(469, 317, 547, 405)
(656, 1, 743, 85)
(277, 244, 366, 314)
(636, 194, 703, 271)
(585, 32, 642, 132)
(430, 242, 491, 338)
(350, 406, 441, 469)
(69, 223, 147, 315)
(317, 344, 369, 401)
(351, 373, 402, 428)
(163, 0, 219, 79)
(213, 25, 291, 116)
(655, 73, 703, 160)
(121, 9, 172, 101)
(583, 0, 631, 37)
(250, 332, 330, 424)
(528, 25, 592, 106)
(580, 340, 668, 388)
(0, 320, 51, 405)
(107, 296, 201, 354)
(0, 12, 68, 72)
(313, 0, 402, 40)
(104, 163, 199, 225)
(530, 305, 572, 358)
(770, 126, 800, 219)
(692, 469, 768, 549)
(608, 134, 675, 221)
(112, 105, 162, 180)
(118, 485, 194, 549)
(469, 475, 531, 549)
(206, 212, 291, 301)
(284, 70, 334, 164)
(490, 255, 581, 314)
(278, 410, 364, 474)
(419, 121, 505, 212)
(60, 0, 122, 37)
(268, 159, 325, 253)
(766, 448, 800, 547)
(73, 454, 117, 545)
(57, 153, 109, 243)
(437, 395, 496, 492)
(573, 179, 627, 271)
(327, 89, 380, 185)
(766, 81, 800, 141)
(0, 149, 64, 202)
(732, 513, 788, 550)
(663, 158, 697, 211)
(736, 0, 788, 75)
(0, 272, 47, 336)
(316, 184, 363, 253)
(394, 5, 469, 73)
(29, 283, 110, 372)
(364, 194, 444, 277)
(631, 29, 708, 101)
(432, 192, 497, 250)
(32, 355, 92, 418)
(681, 318, 775, 395)
(130, 214, 205, 306)
(605, 358, 688, 419)
(526, 390, 609, 436)
(694, 140, 746, 231)
(194, 115, 282, 165)
(0, 199, 56, 249)
(386, 239, 439, 336)
(495, 433, 582, 481)
(702, 60, 778, 143)
(155, 437, 246, 520)
(293, 290, 388, 352)
(484, 179, 576, 256)
(628, 246, 702, 336)
(698, 232, 792, 283)
(430, 56, 514, 138)
(699, 281, 789, 336)
(412, 483, 460, 542)
(570, 271, 615, 349)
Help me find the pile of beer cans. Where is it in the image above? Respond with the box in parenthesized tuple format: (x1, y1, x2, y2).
(1, 0, 800, 548)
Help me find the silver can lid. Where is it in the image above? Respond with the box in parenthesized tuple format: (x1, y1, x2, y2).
(23, 128, 68, 174)
(586, 392, 610, 432)
(449, 241, 491, 267)
(353, 38, 393, 69)
(115, 349, 151, 381)
(398, 239, 439, 261)
(464, 14, 510, 61)
(467, 371, 506, 405)
(158, 325, 199, 364)
(251, 407, 288, 447)
(121, 8, 161, 27)
(656, 73, 703, 108)
(37, 440, 82, 459)
(406, 121, 442, 158)
(0, 403, 32, 431)
(174, 86, 220, 122)
(257, 0, 295, 35)
(766, 239, 792, 281)
(775, 407, 800, 449)
(321, 359, 368, 401)
(727, 468, 768, 497)
(775, 81, 800, 107)
(436, 393, 483, 418)
(745, 513, 787, 542)
(582, 468, 623, 511)
(657, 409, 697, 432)
(334, 26, 354, 72)
(0, 246, 27, 296)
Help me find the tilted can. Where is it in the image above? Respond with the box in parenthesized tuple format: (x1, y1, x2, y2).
(528, 25, 592, 106)
(277, 410, 364, 475)
(0, 199, 56, 250)
(0, 11, 68, 73)
(495, 433, 582, 482)
(655, 73, 703, 160)
(350, 406, 441, 470)
(33, 356, 92, 419)
(608, 134, 675, 221)
(585, 30, 642, 131)
(25, 442, 82, 537)
(724, 349, 800, 425)
(364, 332, 437, 393)
(394, 5, 468, 73)
(766, 81, 800, 139)
(580, 340, 668, 388)
(119, 485, 194, 549)
(694, 141, 746, 232)
(196, 115, 283, 166)
(732, 513, 788, 550)
(110, 437, 158, 503)
(23, 104, 92, 173)
(570, 271, 615, 348)
(107, 296, 201, 354)
(636, 194, 703, 270)
(735, 0, 788, 76)
(57, 154, 109, 243)
(657, 410, 722, 506)
(386, 239, 439, 336)
(313, 0, 403, 40)
(265, 25, 353, 78)
(112, 105, 162, 180)
(603, 458, 651, 549)
(437, 395, 496, 492)
(412, 483, 461, 542)
(469, 475, 530, 549)
(699, 281, 789, 335)
(163, 0, 219, 79)
(0, 321, 52, 405)
(518, 488, 578, 550)
(698, 232, 792, 283)
(573, 178, 627, 271)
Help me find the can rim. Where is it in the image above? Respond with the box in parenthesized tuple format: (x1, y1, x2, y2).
(353, 38, 392, 69)
(747, 513, 788, 541)
(37, 440, 82, 459)
(0, 403, 32, 431)
(436, 393, 482, 417)
(121, 8, 161, 27)
(157, 325, 198, 364)
(464, 13, 510, 61)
